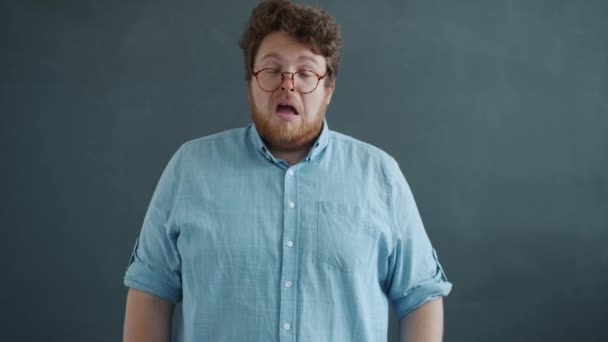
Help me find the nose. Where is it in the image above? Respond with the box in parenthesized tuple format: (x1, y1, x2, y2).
(280, 73, 296, 92)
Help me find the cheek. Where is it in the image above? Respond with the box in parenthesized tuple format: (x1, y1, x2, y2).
(251, 87, 272, 111)
(304, 95, 327, 116)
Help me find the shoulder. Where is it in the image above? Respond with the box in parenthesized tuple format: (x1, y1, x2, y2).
(329, 129, 401, 174)
(182, 126, 247, 150)
(175, 126, 248, 159)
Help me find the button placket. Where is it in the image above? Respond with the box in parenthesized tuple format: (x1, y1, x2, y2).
(279, 164, 298, 340)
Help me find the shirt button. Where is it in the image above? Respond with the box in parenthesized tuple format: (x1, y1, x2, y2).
(288, 169, 294, 176)
(283, 323, 291, 330)
(286, 240, 293, 247)
(285, 281, 292, 288)
(288, 201, 295, 208)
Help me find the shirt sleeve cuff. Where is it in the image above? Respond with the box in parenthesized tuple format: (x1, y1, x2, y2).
(124, 264, 182, 304)
(391, 279, 452, 320)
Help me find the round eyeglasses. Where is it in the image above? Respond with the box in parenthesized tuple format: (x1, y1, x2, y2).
(252, 68, 327, 94)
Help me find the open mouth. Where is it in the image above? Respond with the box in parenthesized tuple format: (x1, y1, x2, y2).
(276, 104, 299, 115)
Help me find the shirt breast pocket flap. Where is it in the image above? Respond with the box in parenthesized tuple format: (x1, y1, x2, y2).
(316, 201, 378, 273)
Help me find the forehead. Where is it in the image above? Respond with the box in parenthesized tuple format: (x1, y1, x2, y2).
(255, 31, 325, 67)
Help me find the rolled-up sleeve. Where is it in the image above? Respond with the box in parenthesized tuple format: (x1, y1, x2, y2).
(123, 144, 185, 304)
(384, 156, 452, 320)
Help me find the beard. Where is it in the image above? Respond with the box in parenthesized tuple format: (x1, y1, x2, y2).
(249, 94, 328, 152)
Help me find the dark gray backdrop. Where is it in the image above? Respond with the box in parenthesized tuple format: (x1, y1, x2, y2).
(2, 0, 607, 341)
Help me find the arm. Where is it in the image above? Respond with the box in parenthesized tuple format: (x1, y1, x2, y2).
(398, 297, 444, 342)
(123, 288, 175, 342)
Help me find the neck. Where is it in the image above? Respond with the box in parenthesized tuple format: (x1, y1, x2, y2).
(257, 119, 325, 166)
(267, 140, 314, 165)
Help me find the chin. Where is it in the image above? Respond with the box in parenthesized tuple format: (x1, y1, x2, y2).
(251, 110, 323, 150)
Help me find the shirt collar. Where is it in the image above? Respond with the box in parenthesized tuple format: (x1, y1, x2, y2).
(248, 116, 331, 164)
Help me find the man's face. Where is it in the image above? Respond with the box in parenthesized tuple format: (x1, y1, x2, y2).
(248, 30, 335, 151)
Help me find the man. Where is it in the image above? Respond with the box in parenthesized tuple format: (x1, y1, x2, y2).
(123, 1, 452, 341)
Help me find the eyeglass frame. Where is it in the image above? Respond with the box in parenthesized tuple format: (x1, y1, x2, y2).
(251, 68, 328, 94)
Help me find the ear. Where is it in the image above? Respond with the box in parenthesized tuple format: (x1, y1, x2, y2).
(247, 80, 253, 101)
(326, 79, 335, 105)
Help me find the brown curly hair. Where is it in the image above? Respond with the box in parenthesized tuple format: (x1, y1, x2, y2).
(239, 0, 343, 87)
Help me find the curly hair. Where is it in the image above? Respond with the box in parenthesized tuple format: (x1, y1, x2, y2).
(239, 0, 343, 87)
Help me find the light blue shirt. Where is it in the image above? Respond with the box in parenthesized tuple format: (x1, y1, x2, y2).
(124, 118, 452, 341)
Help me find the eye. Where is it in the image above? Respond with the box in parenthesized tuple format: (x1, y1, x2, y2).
(263, 68, 281, 75)
(297, 70, 315, 78)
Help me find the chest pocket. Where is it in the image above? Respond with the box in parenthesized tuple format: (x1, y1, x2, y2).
(316, 201, 379, 273)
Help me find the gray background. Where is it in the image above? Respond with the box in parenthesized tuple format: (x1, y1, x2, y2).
(2, 0, 607, 341)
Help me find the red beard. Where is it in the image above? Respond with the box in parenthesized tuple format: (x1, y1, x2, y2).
(248, 94, 327, 152)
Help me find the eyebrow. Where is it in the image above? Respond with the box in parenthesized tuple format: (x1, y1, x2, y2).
(260, 52, 321, 66)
